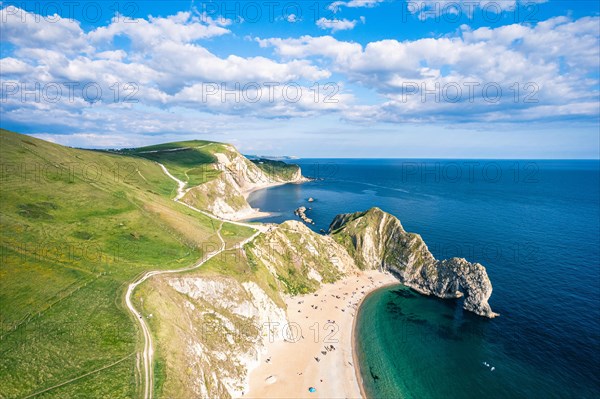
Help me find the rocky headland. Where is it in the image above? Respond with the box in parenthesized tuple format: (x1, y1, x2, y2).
(151, 207, 497, 396)
(329, 207, 498, 318)
(182, 145, 308, 220)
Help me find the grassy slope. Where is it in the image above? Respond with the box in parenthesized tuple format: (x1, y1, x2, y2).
(117, 140, 226, 186)
(251, 158, 300, 181)
(0, 130, 255, 398)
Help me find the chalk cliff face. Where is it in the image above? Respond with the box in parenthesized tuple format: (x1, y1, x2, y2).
(329, 207, 498, 318)
(182, 145, 306, 219)
(166, 276, 287, 398)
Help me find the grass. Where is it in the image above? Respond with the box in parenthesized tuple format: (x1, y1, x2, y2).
(251, 158, 300, 181)
(115, 140, 226, 186)
(220, 222, 256, 248)
(0, 129, 255, 398)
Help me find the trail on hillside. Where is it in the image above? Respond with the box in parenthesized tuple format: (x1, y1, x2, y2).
(126, 162, 264, 399)
(157, 162, 269, 232)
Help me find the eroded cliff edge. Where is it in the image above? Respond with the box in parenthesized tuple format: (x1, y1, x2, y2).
(182, 145, 307, 219)
(329, 207, 498, 318)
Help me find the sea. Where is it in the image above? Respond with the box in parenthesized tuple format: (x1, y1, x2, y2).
(247, 159, 600, 399)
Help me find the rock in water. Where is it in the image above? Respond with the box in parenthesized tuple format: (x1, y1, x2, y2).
(294, 206, 314, 224)
(328, 207, 498, 318)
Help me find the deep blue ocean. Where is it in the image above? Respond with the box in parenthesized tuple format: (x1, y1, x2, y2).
(248, 159, 600, 398)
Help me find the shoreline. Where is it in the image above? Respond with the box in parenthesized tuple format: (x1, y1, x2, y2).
(244, 270, 398, 399)
(235, 178, 310, 222)
(351, 281, 398, 399)
(242, 176, 312, 200)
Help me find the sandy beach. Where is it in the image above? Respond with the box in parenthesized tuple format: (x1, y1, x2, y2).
(226, 183, 284, 221)
(244, 270, 398, 399)
(235, 180, 309, 221)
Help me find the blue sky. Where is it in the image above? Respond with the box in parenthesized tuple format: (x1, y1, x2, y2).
(1, 0, 599, 158)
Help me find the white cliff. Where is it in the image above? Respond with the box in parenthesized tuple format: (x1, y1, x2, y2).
(182, 146, 307, 220)
(166, 276, 288, 398)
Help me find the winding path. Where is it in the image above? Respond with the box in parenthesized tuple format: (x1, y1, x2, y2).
(157, 163, 269, 232)
(125, 162, 265, 399)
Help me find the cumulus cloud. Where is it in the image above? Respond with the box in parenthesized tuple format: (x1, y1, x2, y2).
(1, 6, 336, 122)
(258, 16, 600, 123)
(256, 35, 362, 64)
(316, 17, 362, 32)
(0, 7, 92, 54)
(88, 11, 231, 48)
(0, 5, 597, 142)
(0, 57, 35, 74)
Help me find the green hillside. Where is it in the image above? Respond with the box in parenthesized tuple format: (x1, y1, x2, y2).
(0, 130, 255, 398)
(251, 158, 301, 181)
(116, 140, 227, 186)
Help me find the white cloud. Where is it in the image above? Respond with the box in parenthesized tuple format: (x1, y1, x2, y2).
(259, 16, 600, 123)
(88, 11, 230, 48)
(328, 0, 385, 13)
(0, 57, 34, 74)
(1, 5, 597, 138)
(316, 17, 360, 32)
(95, 50, 127, 61)
(256, 35, 362, 64)
(0, 7, 92, 54)
(287, 14, 300, 23)
(1, 6, 333, 114)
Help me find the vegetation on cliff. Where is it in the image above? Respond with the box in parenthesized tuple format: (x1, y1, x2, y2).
(251, 158, 302, 181)
(329, 207, 497, 318)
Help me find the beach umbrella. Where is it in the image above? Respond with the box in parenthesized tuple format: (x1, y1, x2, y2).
(308, 387, 316, 393)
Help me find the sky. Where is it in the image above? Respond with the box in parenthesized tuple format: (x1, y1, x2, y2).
(1, 0, 599, 158)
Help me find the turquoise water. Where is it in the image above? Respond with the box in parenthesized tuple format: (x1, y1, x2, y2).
(248, 159, 600, 398)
